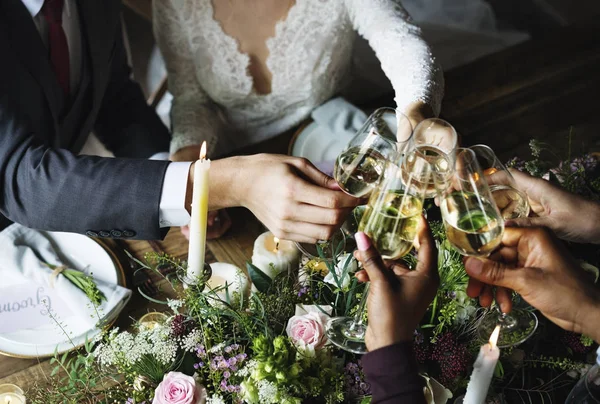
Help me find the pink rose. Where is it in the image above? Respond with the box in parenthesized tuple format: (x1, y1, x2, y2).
(152, 372, 206, 404)
(286, 312, 328, 350)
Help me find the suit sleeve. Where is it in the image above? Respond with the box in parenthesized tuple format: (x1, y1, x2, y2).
(93, 21, 171, 159)
(362, 342, 426, 404)
(0, 92, 170, 239)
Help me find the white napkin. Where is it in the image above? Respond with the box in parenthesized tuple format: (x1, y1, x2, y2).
(0, 224, 131, 329)
(311, 97, 367, 140)
(309, 97, 368, 175)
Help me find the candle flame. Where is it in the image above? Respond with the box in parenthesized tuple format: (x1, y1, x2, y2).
(484, 167, 498, 176)
(274, 237, 280, 251)
(489, 325, 501, 349)
(5, 397, 11, 404)
(199, 141, 207, 160)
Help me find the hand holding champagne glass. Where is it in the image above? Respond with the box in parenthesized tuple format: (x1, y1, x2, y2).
(437, 148, 538, 347)
(334, 108, 413, 198)
(326, 149, 431, 354)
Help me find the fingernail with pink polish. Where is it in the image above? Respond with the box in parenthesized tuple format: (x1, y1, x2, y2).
(355, 232, 371, 251)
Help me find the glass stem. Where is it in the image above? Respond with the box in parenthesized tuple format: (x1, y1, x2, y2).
(348, 282, 370, 331)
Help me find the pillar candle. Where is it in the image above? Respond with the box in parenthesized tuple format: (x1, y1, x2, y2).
(204, 263, 251, 302)
(251, 232, 300, 279)
(464, 325, 501, 404)
(186, 141, 210, 284)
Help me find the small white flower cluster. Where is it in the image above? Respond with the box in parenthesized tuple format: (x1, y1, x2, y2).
(181, 329, 203, 352)
(256, 380, 280, 403)
(94, 324, 179, 368)
(206, 395, 227, 404)
(209, 342, 226, 354)
(236, 359, 256, 377)
(167, 298, 184, 313)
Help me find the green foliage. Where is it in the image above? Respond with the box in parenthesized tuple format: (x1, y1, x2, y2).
(247, 261, 272, 293)
(44, 263, 106, 307)
(27, 340, 127, 404)
(581, 334, 595, 347)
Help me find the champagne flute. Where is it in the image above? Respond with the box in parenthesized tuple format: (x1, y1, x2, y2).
(469, 144, 530, 219)
(326, 150, 430, 354)
(438, 148, 504, 257)
(407, 118, 458, 199)
(334, 108, 413, 198)
(437, 148, 537, 347)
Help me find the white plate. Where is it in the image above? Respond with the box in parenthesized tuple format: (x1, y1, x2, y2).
(290, 121, 355, 164)
(0, 232, 125, 358)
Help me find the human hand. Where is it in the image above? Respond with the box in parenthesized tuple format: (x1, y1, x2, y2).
(353, 217, 439, 351)
(464, 227, 600, 342)
(236, 154, 360, 243)
(171, 144, 202, 162)
(509, 169, 600, 244)
(180, 210, 232, 240)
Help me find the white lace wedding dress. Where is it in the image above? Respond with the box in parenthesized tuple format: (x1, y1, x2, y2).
(154, 0, 445, 157)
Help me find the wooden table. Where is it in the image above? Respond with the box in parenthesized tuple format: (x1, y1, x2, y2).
(1, 17, 599, 395)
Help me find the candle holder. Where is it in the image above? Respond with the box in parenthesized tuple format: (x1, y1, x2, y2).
(178, 262, 212, 287)
(138, 312, 169, 331)
(0, 384, 26, 404)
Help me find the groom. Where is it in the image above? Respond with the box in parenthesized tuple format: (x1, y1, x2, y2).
(0, 0, 360, 241)
(0, 0, 175, 238)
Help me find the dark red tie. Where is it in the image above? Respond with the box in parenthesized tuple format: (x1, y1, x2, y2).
(41, 0, 70, 97)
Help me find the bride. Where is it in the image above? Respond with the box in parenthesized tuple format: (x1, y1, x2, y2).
(153, 0, 445, 161)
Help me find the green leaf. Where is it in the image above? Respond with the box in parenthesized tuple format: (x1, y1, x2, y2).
(246, 262, 272, 293)
(494, 360, 504, 378)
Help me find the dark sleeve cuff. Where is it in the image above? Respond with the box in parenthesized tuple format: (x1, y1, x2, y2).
(363, 342, 426, 404)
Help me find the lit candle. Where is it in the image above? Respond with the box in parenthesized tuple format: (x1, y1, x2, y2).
(186, 141, 211, 284)
(464, 325, 501, 404)
(203, 262, 251, 302)
(251, 232, 300, 279)
(0, 385, 25, 404)
(0, 394, 25, 404)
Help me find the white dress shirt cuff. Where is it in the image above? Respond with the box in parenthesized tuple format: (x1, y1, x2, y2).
(150, 152, 170, 161)
(159, 162, 192, 228)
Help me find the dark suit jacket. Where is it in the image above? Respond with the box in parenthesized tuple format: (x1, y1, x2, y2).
(0, 0, 172, 239)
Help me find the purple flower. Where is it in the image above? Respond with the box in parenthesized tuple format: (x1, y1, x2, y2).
(223, 371, 231, 379)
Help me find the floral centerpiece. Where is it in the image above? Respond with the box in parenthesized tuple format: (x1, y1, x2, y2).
(29, 137, 599, 403)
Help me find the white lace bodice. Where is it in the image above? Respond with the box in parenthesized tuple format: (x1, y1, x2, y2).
(154, 0, 444, 157)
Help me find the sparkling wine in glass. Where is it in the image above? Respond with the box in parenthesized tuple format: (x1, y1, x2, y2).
(326, 151, 430, 354)
(407, 118, 458, 199)
(470, 144, 530, 219)
(437, 148, 538, 348)
(441, 191, 504, 257)
(334, 108, 413, 198)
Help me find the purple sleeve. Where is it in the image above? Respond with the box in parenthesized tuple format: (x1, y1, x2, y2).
(362, 342, 426, 404)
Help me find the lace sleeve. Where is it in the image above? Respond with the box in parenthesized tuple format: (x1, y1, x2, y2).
(153, 0, 222, 155)
(345, 0, 444, 116)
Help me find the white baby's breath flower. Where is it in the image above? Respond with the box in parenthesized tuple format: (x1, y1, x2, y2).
(209, 342, 226, 354)
(257, 380, 280, 403)
(167, 298, 184, 312)
(182, 329, 203, 352)
(206, 395, 227, 404)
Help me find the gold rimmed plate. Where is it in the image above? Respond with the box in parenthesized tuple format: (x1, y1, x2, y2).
(0, 232, 127, 359)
